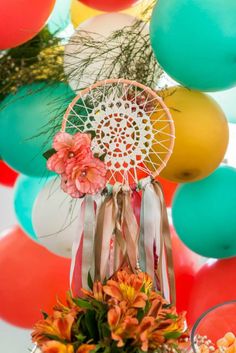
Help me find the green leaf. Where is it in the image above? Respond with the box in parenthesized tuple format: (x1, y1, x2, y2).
(75, 333, 86, 342)
(43, 148, 56, 160)
(165, 313, 178, 320)
(44, 334, 67, 343)
(101, 323, 111, 339)
(73, 298, 93, 310)
(164, 331, 182, 340)
(99, 153, 106, 162)
(85, 310, 98, 340)
(41, 310, 49, 319)
(137, 308, 145, 322)
(85, 130, 96, 139)
(87, 271, 93, 291)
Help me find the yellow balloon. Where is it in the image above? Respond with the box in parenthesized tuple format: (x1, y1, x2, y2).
(70, 0, 153, 28)
(152, 86, 229, 183)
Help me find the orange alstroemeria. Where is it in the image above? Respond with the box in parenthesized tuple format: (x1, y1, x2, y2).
(32, 312, 75, 345)
(136, 312, 187, 352)
(76, 344, 96, 353)
(108, 305, 139, 347)
(41, 341, 74, 353)
(103, 270, 147, 308)
(82, 281, 104, 302)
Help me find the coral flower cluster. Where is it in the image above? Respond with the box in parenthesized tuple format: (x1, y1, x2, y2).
(47, 132, 107, 198)
(32, 269, 188, 353)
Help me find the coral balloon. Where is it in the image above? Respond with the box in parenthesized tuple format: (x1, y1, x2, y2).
(150, 0, 236, 91)
(188, 258, 236, 326)
(77, 0, 139, 12)
(157, 86, 229, 182)
(0, 83, 74, 176)
(0, 227, 70, 328)
(157, 177, 178, 207)
(172, 166, 236, 259)
(0, 0, 56, 49)
(171, 227, 200, 316)
(0, 161, 18, 187)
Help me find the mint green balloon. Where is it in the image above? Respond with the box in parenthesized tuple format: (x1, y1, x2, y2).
(14, 175, 52, 239)
(0, 83, 74, 176)
(48, 0, 71, 35)
(172, 166, 236, 259)
(150, 0, 236, 91)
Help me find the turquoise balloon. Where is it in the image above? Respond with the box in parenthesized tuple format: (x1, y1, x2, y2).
(172, 166, 236, 259)
(14, 175, 52, 239)
(0, 82, 74, 176)
(150, 0, 236, 91)
(48, 0, 71, 34)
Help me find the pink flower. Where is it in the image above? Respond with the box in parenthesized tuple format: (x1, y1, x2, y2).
(47, 132, 91, 174)
(63, 155, 107, 197)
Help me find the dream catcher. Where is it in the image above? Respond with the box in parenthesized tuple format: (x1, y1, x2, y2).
(47, 78, 175, 303)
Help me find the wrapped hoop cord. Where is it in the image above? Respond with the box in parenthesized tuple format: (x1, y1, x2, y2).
(62, 79, 175, 185)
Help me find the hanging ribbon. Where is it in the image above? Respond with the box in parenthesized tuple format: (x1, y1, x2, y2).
(139, 178, 176, 305)
(153, 181, 176, 305)
(70, 195, 97, 295)
(94, 184, 139, 282)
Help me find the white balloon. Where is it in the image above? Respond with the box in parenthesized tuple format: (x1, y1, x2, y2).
(208, 87, 236, 124)
(32, 177, 82, 258)
(64, 13, 150, 92)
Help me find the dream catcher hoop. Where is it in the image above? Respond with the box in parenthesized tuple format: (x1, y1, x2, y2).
(62, 78, 175, 185)
(47, 78, 176, 305)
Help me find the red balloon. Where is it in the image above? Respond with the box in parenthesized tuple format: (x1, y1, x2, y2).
(171, 227, 201, 317)
(0, 161, 18, 187)
(77, 0, 139, 11)
(187, 258, 236, 326)
(0, 227, 70, 328)
(158, 176, 178, 207)
(0, 0, 56, 49)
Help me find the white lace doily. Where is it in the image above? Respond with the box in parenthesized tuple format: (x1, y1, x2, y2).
(62, 79, 175, 185)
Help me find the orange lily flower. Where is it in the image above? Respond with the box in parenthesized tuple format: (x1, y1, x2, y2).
(76, 344, 96, 353)
(41, 341, 74, 353)
(103, 270, 147, 308)
(82, 281, 104, 302)
(32, 312, 75, 344)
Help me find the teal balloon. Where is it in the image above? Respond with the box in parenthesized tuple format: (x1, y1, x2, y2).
(0, 82, 75, 176)
(150, 0, 236, 91)
(172, 166, 236, 259)
(14, 175, 52, 239)
(48, 0, 71, 34)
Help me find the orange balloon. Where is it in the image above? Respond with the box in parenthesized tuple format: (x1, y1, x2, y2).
(157, 176, 178, 207)
(188, 258, 236, 327)
(0, 227, 71, 328)
(171, 227, 201, 317)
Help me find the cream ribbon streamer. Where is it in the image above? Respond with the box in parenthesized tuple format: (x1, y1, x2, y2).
(70, 195, 96, 292)
(94, 184, 139, 282)
(139, 178, 176, 305)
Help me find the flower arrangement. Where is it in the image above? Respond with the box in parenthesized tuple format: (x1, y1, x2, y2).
(32, 269, 189, 353)
(46, 131, 107, 198)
